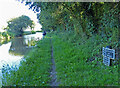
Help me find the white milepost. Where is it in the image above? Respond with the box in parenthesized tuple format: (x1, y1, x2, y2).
(102, 47, 115, 66)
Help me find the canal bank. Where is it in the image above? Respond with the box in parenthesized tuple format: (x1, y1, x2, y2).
(1, 31, 118, 86)
(0, 32, 43, 86)
(2, 34, 51, 86)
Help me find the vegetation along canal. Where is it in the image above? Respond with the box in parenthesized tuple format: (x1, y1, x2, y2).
(0, 32, 43, 85)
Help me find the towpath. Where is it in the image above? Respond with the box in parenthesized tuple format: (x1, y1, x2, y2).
(50, 37, 60, 86)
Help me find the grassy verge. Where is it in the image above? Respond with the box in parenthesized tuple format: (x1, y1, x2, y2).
(51, 31, 118, 86)
(2, 36, 52, 86)
(2, 30, 118, 86)
(36, 30, 43, 32)
(23, 31, 36, 35)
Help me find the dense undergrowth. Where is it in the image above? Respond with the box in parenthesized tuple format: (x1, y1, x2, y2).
(51, 30, 118, 86)
(2, 37, 51, 86)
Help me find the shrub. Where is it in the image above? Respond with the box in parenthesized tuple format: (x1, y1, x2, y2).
(31, 30, 36, 34)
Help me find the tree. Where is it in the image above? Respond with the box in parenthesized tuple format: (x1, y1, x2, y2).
(22, 1, 119, 37)
(6, 15, 34, 37)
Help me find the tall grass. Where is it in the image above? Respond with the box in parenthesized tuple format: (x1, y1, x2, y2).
(51, 31, 118, 86)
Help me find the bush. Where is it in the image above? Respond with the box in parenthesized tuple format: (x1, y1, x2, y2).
(31, 30, 36, 34)
(2, 32, 8, 38)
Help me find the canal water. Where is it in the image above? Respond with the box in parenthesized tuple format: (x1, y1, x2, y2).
(0, 32, 43, 86)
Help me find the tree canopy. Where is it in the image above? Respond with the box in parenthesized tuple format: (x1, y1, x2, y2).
(22, 2, 119, 36)
(5, 15, 35, 37)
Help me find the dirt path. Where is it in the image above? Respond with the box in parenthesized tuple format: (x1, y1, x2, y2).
(50, 38, 60, 86)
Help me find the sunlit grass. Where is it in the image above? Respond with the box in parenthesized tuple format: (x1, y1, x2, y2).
(2, 30, 118, 86)
(2, 36, 52, 86)
(51, 31, 118, 86)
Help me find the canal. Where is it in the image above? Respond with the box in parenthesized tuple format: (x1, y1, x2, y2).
(0, 32, 43, 86)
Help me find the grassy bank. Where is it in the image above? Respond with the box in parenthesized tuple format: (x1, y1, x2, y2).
(23, 30, 36, 35)
(2, 36, 52, 86)
(51, 31, 118, 86)
(2, 30, 118, 86)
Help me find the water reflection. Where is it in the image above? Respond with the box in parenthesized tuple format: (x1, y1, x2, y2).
(0, 42, 22, 68)
(9, 37, 30, 56)
(0, 32, 43, 68)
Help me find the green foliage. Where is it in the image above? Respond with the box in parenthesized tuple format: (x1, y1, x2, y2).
(31, 30, 36, 34)
(2, 30, 118, 86)
(5, 15, 35, 37)
(2, 1, 119, 86)
(51, 31, 118, 86)
(24, 2, 119, 37)
(0, 32, 10, 44)
(23, 31, 32, 35)
(23, 31, 36, 35)
(2, 32, 8, 38)
(27, 38, 36, 46)
(36, 30, 42, 32)
(2, 37, 51, 86)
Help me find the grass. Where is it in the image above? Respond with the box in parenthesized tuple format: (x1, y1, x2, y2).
(2, 36, 52, 86)
(36, 30, 43, 32)
(31, 30, 36, 34)
(23, 31, 36, 35)
(2, 30, 119, 86)
(51, 31, 118, 86)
